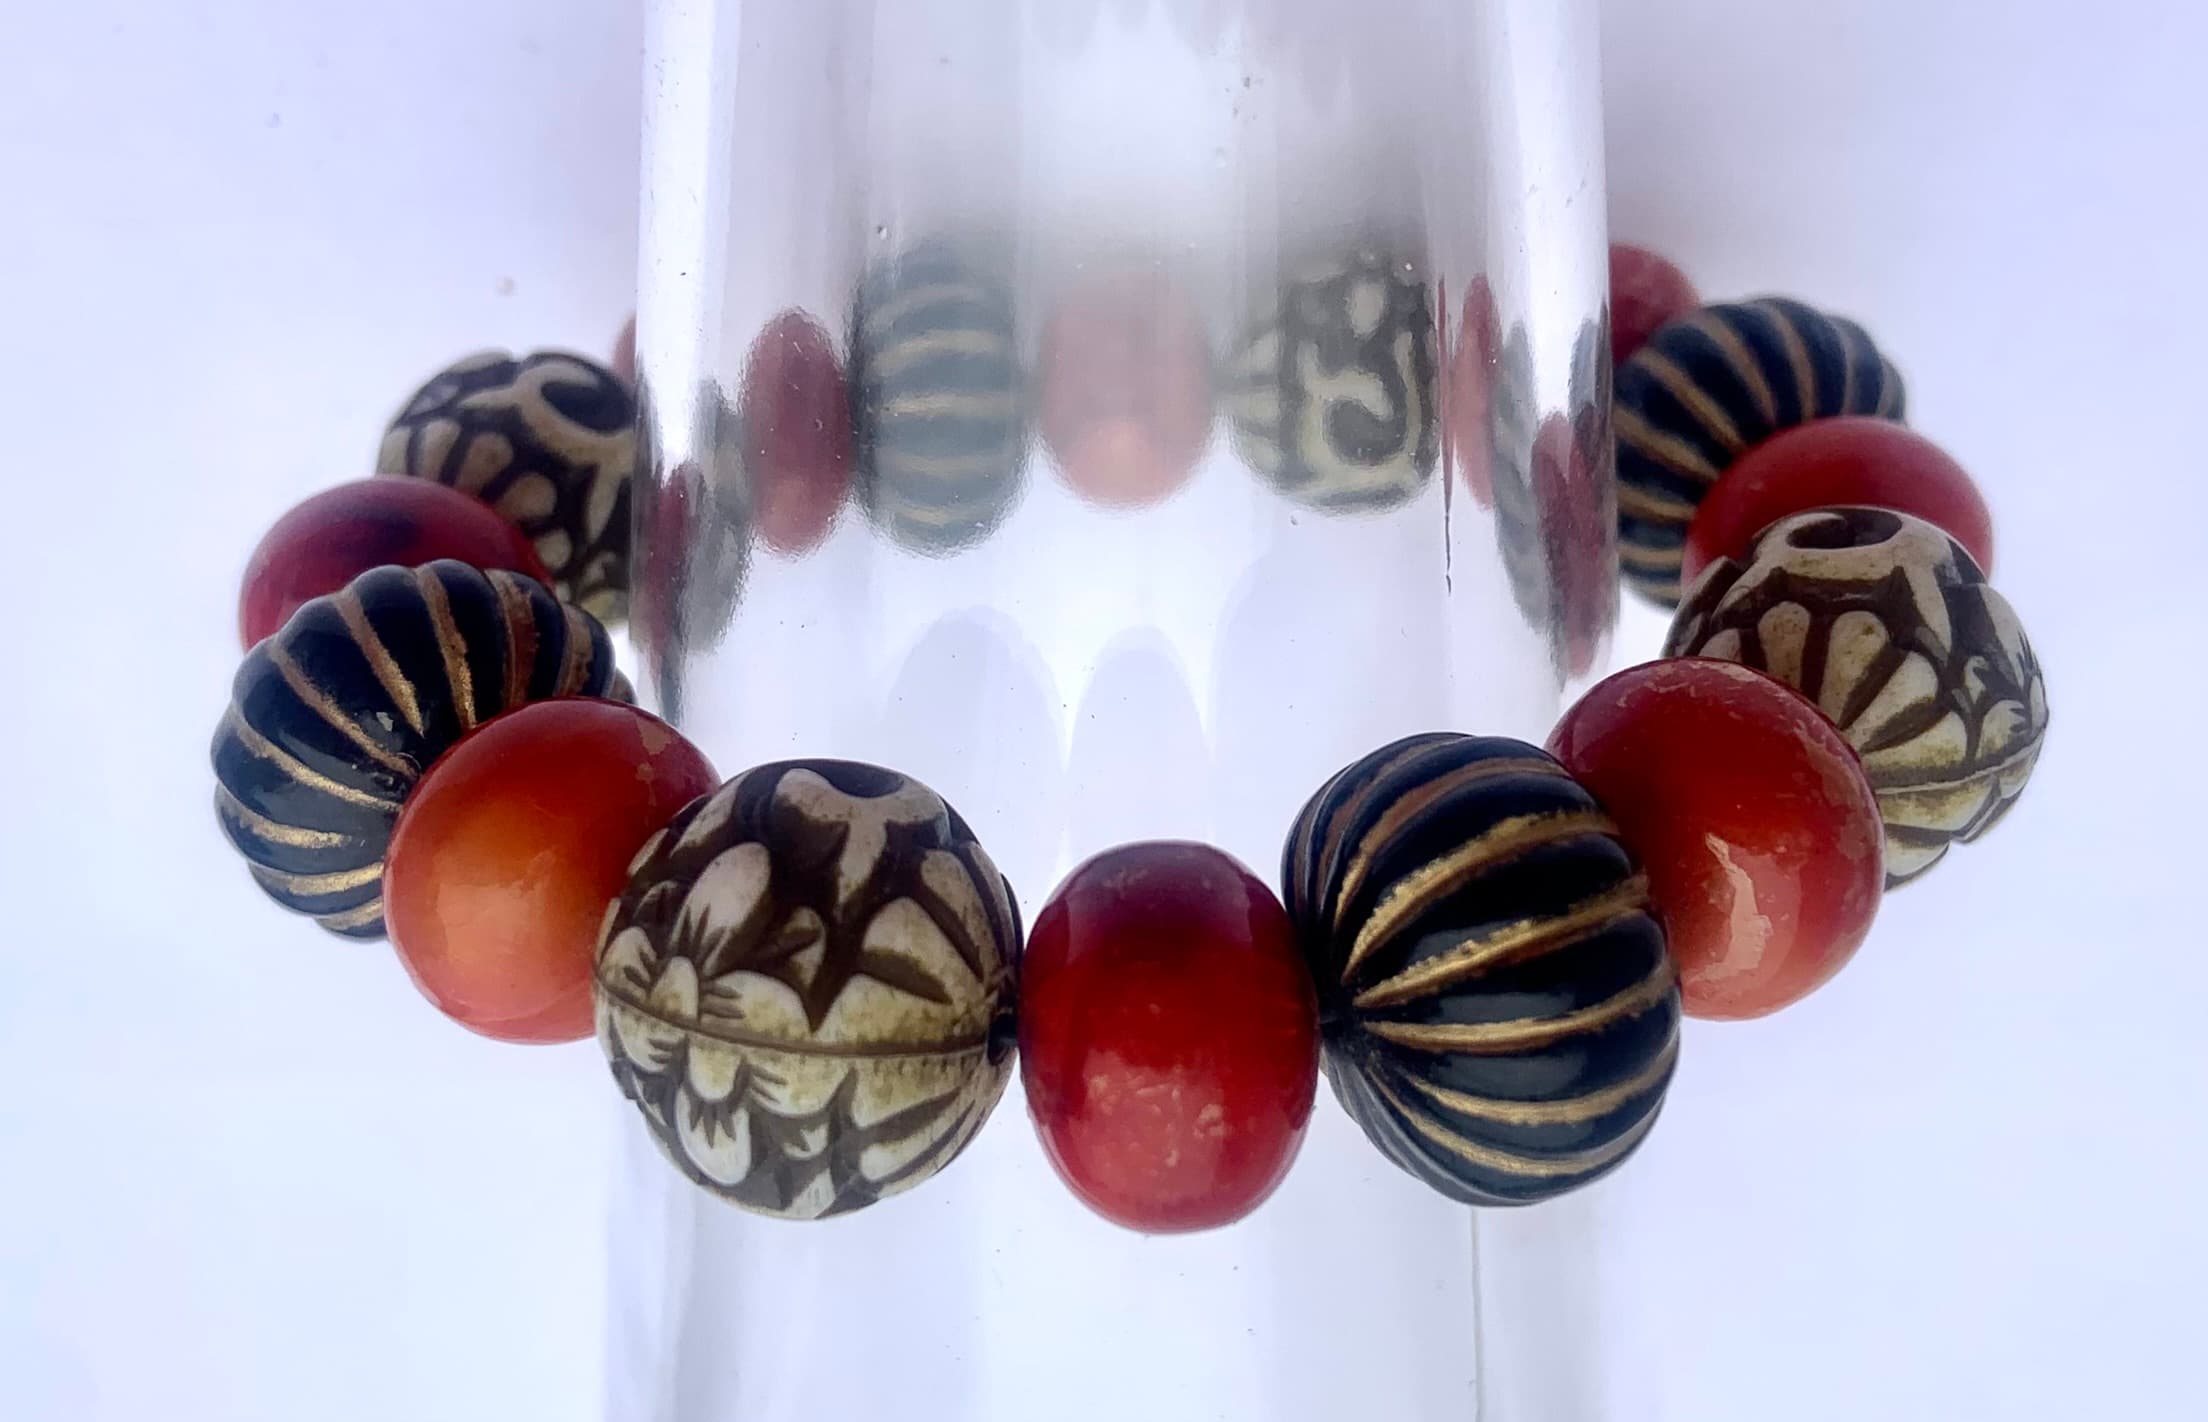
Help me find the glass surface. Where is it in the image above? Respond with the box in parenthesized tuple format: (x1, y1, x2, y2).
(613, 2, 1612, 1417)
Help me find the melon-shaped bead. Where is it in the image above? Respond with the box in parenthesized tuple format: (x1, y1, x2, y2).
(377, 350, 637, 622)
(210, 560, 627, 939)
(850, 241, 1028, 554)
(1616, 298, 1906, 607)
(594, 759, 1022, 1219)
(1282, 733, 1681, 1206)
(1224, 250, 1439, 513)
(1665, 506, 2048, 886)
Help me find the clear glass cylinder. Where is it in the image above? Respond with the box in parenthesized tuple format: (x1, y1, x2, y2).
(612, 2, 1612, 1418)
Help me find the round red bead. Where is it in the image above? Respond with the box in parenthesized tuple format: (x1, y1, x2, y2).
(735, 310, 854, 553)
(1547, 659, 1884, 1021)
(1038, 271, 1214, 508)
(385, 699, 717, 1044)
(1608, 243, 1699, 366)
(1020, 842, 1319, 1232)
(1444, 275, 1502, 508)
(1681, 416, 1995, 590)
(237, 478, 548, 649)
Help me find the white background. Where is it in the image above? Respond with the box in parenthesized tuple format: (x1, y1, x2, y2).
(2, 2, 2202, 1419)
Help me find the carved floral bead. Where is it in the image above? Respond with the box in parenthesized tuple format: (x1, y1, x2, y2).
(594, 760, 1022, 1219)
(377, 350, 637, 622)
(1225, 251, 1439, 513)
(1665, 506, 2048, 886)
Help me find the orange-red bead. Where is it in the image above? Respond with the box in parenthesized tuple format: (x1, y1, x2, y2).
(237, 479, 547, 649)
(1681, 416, 1995, 590)
(1020, 842, 1319, 1233)
(1608, 243, 1699, 366)
(735, 309, 853, 553)
(385, 699, 717, 1043)
(1548, 659, 1884, 1021)
(1038, 271, 1214, 508)
(1445, 275, 1502, 508)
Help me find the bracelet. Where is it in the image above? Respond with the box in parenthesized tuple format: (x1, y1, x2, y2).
(210, 242, 2048, 1231)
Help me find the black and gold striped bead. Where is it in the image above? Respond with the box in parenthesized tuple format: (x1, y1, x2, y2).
(1282, 733, 1680, 1206)
(377, 350, 637, 623)
(1224, 251, 1439, 513)
(211, 559, 627, 939)
(851, 241, 1028, 554)
(1616, 298, 1906, 607)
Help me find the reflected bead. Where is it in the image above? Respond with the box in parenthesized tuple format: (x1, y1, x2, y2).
(1022, 842, 1318, 1232)
(385, 700, 717, 1043)
(1608, 243, 1699, 365)
(211, 560, 628, 939)
(1443, 275, 1501, 508)
(851, 241, 1027, 554)
(1549, 660, 1885, 1019)
(612, 315, 637, 385)
(1224, 251, 1438, 513)
(734, 310, 853, 554)
(1039, 270, 1214, 508)
(1616, 298, 1906, 606)
(238, 478, 548, 650)
(377, 349, 637, 622)
(1283, 734, 1680, 1203)
(595, 760, 1022, 1218)
(1681, 417, 1994, 589)
(1666, 506, 2047, 886)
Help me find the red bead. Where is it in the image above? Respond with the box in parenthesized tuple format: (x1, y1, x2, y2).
(1681, 417, 1995, 589)
(1020, 842, 1319, 1232)
(238, 479, 548, 650)
(612, 315, 637, 385)
(735, 310, 854, 553)
(1608, 243, 1699, 366)
(1547, 659, 1884, 1021)
(1038, 271, 1214, 508)
(1445, 275, 1502, 508)
(385, 699, 717, 1044)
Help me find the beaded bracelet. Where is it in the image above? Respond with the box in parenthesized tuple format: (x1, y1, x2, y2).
(211, 242, 2048, 1231)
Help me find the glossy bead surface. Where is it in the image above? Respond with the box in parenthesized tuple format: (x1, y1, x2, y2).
(851, 241, 1027, 554)
(385, 701, 715, 1043)
(1548, 660, 1885, 1019)
(377, 349, 637, 621)
(211, 561, 628, 939)
(1616, 298, 1906, 606)
(1608, 243, 1699, 365)
(1681, 416, 1995, 588)
(1021, 842, 1318, 1233)
(1667, 507, 2048, 886)
(1038, 271, 1214, 508)
(1285, 735, 1679, 1203)
(237, 478, 547, 649)
(734, 310, 853, 553)
(1224, 251, 1438, 513)
(597, 760, 1022, 1218)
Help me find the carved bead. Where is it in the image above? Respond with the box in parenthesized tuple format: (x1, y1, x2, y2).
(594, 760, 1022, 1219)
(1224, 251, 1438, 513)
(1665, 506, 2049, 886)
(377, 350, 637, 622)
(211, 560, 627, 939)
(1616, 298, 1906, 606)
(851, 242, 1028, 554)
(1282, 734, 1681, 1206)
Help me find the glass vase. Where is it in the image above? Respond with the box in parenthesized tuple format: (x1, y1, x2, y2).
(610, 1, 1613, 1417)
